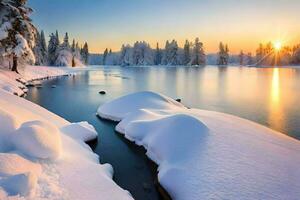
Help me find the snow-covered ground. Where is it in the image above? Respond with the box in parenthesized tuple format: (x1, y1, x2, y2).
(0, 66, 133, 199)
(0, 88, 133, 200)
(98, 91, 300, 200)
(0, 65, 75, 96)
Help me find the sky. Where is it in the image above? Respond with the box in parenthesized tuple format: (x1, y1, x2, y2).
(28, 0, 300, 54)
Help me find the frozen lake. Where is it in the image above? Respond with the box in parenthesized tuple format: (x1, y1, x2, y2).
(25, 65, 300, 199)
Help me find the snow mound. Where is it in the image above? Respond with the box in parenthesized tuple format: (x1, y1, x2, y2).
(0, 109, 18, 152)
(97, 91, 185, 121)
(0, 153, 41, 176)
(12, 120, 62, 160)
(61, 121, 98, 142)
(98, 91, 300, 200)
(0, 89, 133, 199)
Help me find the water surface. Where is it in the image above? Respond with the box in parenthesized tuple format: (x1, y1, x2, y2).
(25, 65, 300, 199)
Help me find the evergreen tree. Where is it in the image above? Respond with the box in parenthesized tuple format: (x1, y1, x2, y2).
(33, 31, 42, 65)
(71, 39, 76, 53)
(33, 30, 47, 65)
(247, 52, 253, 65)
(80, 42, 89, 65)
(190, 38, 205, 65)
(168, 40, 178, 65)
(239, 50, 244, 65)
(47, 33, 59, 65)
(161, 40, 170, 65)
(62, 32, 70, 49)
(40, 30, 47, 63)
(103, 48, 108, 65)
(55, 30, 60, 45)
(183, 40, 191, 65)
(154, 43, 162, 65)
(217, 42, 229, 65)
(0, 0, 37, 72)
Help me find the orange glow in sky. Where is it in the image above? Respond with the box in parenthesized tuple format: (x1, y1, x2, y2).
(30, 0, 300, 54)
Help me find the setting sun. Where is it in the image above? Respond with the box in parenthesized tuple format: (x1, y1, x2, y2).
(274, 41, 282, 51)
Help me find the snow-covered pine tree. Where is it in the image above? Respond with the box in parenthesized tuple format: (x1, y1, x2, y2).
(168, 40, 178, 65)
(103, 48, 108, 65)
(71, 39, 76, 53)
(33, 31, 42, 65)
(55, 32, 72, 66)
(154, 43, 162, 65)
(119, 45, 132, 66)
(81, 42, 89, 65)
(40, 30, 47, 64)
(55, 30, 60, 45)
(239, 50, 244, 65)
(183, 40, 191, 65)
(217, 42, 229, 65)
(161, 40, 170, 65)
(190, 38, 205, 66)
(0, 0, 37, 72)
(33, 30, 47, 65)
(47, 32, 59, 65)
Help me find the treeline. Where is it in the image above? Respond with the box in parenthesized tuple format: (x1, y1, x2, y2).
(99, 39, 239, 66)
(245, 42, 300, 66)
(100, 40, 300, 67)
(34, 30, 89, 67)
(101, 38, 229, 66)
(0, 0, 89, 72)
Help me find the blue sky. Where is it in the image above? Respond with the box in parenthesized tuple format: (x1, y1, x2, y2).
(28, 0, 300, 53)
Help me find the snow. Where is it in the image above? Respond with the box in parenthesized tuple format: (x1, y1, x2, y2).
(12, 120, 62, 160)
(0, 87, 133, 199)
(0, 65, 73, 96)
(0, 21, 11, 41)
(14, 34, 35, 64)
(61, 121, 98, 142)
(97, 91, 300, 200)
(97, 91, 185, 121)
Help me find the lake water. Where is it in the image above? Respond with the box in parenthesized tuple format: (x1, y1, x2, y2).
(25, 65, 300, 199)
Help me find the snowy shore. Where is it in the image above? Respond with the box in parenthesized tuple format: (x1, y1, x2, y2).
(0, 65, 75, 96)
(98, 91, 300, 200)
(0, 66, 133, 199)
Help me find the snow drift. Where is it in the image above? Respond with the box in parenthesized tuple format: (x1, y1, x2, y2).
(0, 90, 133, 199)
(97, 91, 300, 200)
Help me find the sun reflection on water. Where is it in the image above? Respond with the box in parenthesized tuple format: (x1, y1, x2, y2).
(271, 68, 280, 104)
(268, 68, 284, 131)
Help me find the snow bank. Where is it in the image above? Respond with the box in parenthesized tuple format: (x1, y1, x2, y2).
(61, 121, 98, 142)
(0, 90, 133, 199)
(97, 91, 300, 200)
(12, 120, 62, 159)
(97, 91, 185, 121)
(0, 65, 73, 96)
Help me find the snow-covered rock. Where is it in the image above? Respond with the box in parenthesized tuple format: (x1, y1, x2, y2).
(61, 121, 98, 142)
(12, 120, 62, 160)
(97, 91, 300, 200)
(0, 89, 133, 199)
(97, 91, 185, 121)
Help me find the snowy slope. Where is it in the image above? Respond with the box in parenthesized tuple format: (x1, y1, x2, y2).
(0, 90, 133, 199)
(97, 91, 300, 200)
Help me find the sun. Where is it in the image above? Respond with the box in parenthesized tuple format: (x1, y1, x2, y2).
(273, 41, 282, 51)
